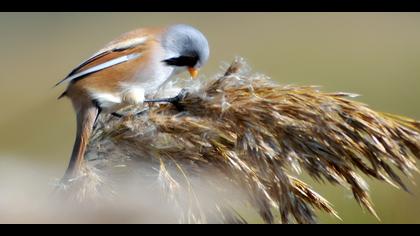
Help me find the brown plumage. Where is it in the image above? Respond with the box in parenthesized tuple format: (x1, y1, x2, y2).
(58, 28, 160, 179)
(58, 58, 420, 223)
(57, 25, 210, 180)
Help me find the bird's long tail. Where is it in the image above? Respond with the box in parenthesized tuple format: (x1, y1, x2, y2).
(63, 101, 99, 180)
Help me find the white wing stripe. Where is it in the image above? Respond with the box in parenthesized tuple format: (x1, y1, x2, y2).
(64, 52, 142, 82)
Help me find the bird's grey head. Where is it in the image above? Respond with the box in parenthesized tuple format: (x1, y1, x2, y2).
(161, 24, 210, 77)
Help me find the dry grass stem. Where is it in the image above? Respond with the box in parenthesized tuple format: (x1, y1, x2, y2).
(58, 57, 420, 224)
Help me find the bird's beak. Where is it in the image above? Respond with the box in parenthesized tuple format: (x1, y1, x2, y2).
(188, 67, 199, 79)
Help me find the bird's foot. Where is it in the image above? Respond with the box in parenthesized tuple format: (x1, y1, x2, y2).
(110, 89, 188, 118)
(144, 88, 188, 111)
(144, 88, 188, 103)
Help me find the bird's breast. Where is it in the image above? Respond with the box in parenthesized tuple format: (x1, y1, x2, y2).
(131, 61, 174, 92)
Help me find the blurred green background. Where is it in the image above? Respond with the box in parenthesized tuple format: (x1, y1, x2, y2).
(0, 13, 419, 223)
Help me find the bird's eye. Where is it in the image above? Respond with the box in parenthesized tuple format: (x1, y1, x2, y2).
(163, 56, 198, 67)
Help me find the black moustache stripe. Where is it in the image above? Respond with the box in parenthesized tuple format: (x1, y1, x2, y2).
(163, 56, 198, 67)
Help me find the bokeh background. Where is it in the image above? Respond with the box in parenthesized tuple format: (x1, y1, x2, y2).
(0, 12, 419, 223)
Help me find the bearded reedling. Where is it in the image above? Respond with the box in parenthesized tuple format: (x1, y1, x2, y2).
(55, 24, 210, 180)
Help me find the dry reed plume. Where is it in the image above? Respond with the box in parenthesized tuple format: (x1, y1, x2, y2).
(57, 58, 420, 224)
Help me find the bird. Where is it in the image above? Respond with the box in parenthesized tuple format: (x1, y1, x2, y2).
(55, 24, 210, 181)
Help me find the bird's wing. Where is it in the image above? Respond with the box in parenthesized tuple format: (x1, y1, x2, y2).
(55, 29, 156, 86)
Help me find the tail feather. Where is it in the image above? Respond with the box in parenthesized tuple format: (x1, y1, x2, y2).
(63, 102, 99, 180)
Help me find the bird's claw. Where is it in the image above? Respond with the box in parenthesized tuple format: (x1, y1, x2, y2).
(144, 88, 188, 104)
(144, 88, 188, 111)
(111, 89, 188, 118)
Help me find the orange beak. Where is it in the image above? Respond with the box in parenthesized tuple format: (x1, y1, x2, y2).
(188, 67, 199, 79)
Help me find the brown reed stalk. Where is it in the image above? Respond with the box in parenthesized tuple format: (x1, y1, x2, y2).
(59, 57, 420, 224)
